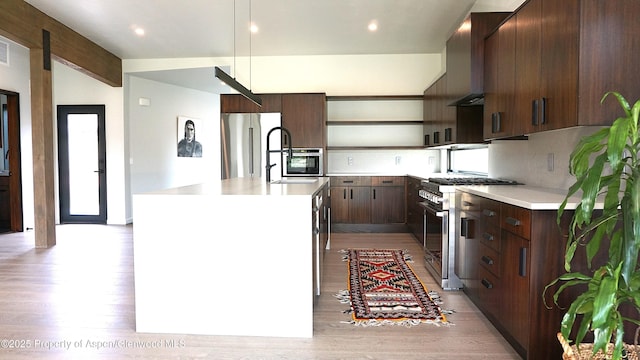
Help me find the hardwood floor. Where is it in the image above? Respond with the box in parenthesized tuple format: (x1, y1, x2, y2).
(0, 225, 520, 359)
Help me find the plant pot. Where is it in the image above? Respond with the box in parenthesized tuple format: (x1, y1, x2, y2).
(558, 332, 640, 360)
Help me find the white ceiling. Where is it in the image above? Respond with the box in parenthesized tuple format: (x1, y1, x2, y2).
(24, 0, 525, 59)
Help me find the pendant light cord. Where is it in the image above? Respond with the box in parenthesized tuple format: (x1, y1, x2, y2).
(233, 0, 236, 78)
(249, 0, 252, 91)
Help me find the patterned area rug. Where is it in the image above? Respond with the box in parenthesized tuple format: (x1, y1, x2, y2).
(336, 249, 450, 327)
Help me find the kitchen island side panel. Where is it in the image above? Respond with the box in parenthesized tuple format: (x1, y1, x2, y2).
(132, 192, 313, 338)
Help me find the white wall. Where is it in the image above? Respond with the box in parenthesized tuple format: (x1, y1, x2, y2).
(327, 149, 440, 176)
(127, 76, 219, 195)
(124, 53, 443, 96)
(124, 53, 444, 180)
(52, 61, 128, 224)
(489, 126, 605, 190)
(0, 37, 34, 230)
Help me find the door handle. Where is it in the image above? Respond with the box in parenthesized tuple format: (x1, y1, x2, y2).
(505, 217, 521, 226)
(248, 127, 254, 172)
(481, 278, 493, 289)
(460, 218, 468, 237)
(482, 209, 496, 217)
(519, 247, 527, 277)
(491, 112, 502, 133)
(461, 218, 473, 238)
(94, 169, 105, 174)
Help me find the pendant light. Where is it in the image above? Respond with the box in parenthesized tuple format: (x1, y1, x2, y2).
(215, 0, 262, 106)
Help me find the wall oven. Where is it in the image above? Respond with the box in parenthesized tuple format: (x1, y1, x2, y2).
(283, 148, 323, 177)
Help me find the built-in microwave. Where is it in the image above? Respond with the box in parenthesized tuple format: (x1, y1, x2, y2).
(283, 148, 323, 177)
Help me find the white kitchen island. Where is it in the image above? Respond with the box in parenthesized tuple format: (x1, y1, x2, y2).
(132, 177, 330, 338)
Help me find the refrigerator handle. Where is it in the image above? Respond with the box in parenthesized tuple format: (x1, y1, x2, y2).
(249, 127, 254, 175)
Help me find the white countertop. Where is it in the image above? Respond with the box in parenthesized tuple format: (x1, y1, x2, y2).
(139, 176, 330, 196)
(326, 173, 591, 210)
(328, 172, 440, 179)
(456, 185, 594, 210)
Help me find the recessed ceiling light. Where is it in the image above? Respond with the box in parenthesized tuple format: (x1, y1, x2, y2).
(134, 27, 145, 36)
(250, 22, 259, 33)
(368, 21, 378, 32)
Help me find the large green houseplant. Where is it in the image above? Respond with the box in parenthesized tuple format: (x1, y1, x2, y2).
(547, 92, 640, 359)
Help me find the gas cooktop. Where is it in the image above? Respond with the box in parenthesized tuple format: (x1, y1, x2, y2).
(426, 177, 521, 186)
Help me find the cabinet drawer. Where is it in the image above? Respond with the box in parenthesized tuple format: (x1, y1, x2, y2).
(480, 223, 501, 252)
(479, 243, 501, 278)
(459, 192, 482, 212)
(501, 204, 531, 239)
(331, 176, 371, 187)
(478, 266, 501, 320)
(372, 176, 405, 186)
(480, 198, 500, 226)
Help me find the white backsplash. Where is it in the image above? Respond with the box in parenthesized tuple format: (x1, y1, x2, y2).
(489, 126, 606, 190)
(325, 125, 605, 189)
(327, 149, 441, 175)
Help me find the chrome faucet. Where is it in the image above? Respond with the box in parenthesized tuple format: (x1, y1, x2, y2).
(265, 126, 293, 182)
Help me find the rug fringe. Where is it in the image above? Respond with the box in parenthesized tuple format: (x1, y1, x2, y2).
(335, 290, 455, 327)
(334, 290, 351, 304)
(340, 319, 448, 327)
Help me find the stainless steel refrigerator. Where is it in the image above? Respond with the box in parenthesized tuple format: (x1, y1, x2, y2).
(220, 112, 282, 180)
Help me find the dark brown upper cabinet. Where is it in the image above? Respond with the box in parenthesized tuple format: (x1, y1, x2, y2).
(505, 0, 640, 135)
(220, 94, 282, 113)
(484, 15, 519, 140)
(281, 93, 326, 149)
(446, 12, 510, 106)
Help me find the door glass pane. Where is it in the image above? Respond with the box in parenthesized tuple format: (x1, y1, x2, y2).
(67, 114, 99, 215)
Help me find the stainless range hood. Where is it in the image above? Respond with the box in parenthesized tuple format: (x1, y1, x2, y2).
(446, 12, 510, 106)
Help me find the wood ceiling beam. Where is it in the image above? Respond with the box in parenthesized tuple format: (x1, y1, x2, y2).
(0, 0, 122, 87)
(0, 0, 123, 248)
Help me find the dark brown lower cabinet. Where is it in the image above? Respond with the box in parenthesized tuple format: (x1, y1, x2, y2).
(501, 231, 530, 351)
(331, 176, 405, 225)
(330, 186, 371, 224)
(371, 186, 405, 224)
(457, 190, 568, 359)
(406, 177, 424, 245)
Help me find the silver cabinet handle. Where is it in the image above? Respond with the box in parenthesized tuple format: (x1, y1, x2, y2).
(506, 217, 521, 226)
(482, 209, 496, 217)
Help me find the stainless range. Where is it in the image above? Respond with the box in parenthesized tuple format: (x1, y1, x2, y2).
(418, 177, 519, 290)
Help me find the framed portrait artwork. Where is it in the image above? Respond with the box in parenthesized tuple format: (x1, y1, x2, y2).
(177, 116, 202, 157)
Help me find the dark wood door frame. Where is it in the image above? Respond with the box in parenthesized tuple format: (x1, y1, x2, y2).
(1, 89, 24, 232)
